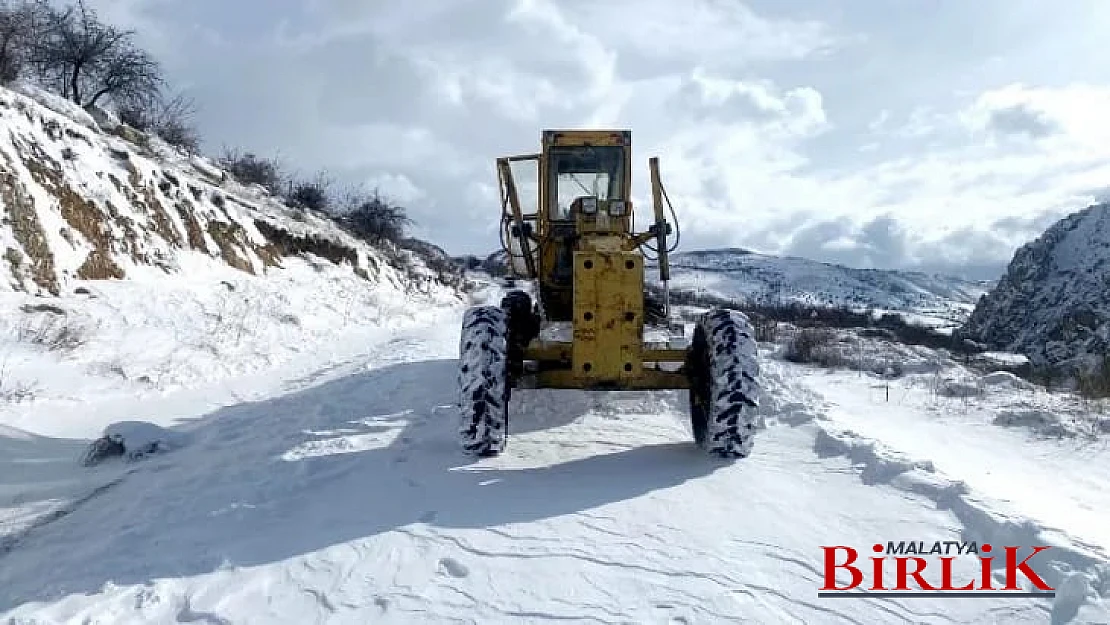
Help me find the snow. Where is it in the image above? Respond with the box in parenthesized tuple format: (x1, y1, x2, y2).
(8, 81, 100, 131)
(0, 79, 437, 303)
(982, 351, 1031, 366)
(981, 371, 1036, 389)
(800, 367, 1110, 561)
(0, 255, 462, 438)
(1, 299, 1108, 623)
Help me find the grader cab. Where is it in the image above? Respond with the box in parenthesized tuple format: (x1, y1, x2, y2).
(456, 130, 761, 458)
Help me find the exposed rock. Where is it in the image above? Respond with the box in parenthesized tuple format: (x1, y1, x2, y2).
(957, 202, 1110, 374)
(0, 82, 448, 296)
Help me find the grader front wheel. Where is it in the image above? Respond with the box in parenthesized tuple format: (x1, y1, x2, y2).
(456, 306, 511, 456)
(686, 308, 762, 458)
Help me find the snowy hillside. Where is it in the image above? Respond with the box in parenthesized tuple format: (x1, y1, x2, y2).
(655, 248, 991, 329)
(0, 81, 448, 296)
(0, 80, 464, 404)
(958, 202, 1110, 373)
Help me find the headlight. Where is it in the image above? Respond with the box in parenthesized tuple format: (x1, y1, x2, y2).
(608, 200, 627, 216)
(581, 197, 597, 214)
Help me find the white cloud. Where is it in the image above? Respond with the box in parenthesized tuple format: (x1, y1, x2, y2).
(363, 173, 425, 205)
(962, 83, 1110, 149)
(81, 0, 1110, 279)
(568, 0, 841, 63)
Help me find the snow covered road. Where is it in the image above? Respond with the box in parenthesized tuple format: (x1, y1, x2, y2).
(1, 320, 1108, 623)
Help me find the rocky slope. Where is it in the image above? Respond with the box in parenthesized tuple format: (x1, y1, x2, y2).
(958, 202, 1110, 373)
(0, 81, 449, 298)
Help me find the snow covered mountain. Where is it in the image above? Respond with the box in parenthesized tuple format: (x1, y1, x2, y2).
(655, 248, 992, 328)
(958, 202, 1110, 374)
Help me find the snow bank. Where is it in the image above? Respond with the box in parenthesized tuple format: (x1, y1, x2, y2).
(992, 409, 1076, 438)
(0, 255, 463, 435)
(937, 377, 984, 398)
(814, 424, 1109, 620)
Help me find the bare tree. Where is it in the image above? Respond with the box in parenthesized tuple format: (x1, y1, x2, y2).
(28, 0, 162, 108)
(0, 0, 35, 82)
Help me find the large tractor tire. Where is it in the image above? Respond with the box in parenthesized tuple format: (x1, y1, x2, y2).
(685, 307, 762, 458)
(500, 290, 540, 380)
(457, 305, 511, 456)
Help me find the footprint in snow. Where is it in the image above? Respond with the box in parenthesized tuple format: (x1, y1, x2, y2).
(437, 557, 469, 578)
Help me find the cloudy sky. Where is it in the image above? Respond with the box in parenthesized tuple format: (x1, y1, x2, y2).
(87, 0, 1110, 280)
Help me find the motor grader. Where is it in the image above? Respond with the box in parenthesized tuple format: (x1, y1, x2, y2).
(456, 130, 761, 458)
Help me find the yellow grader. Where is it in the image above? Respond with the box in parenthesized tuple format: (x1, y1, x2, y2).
(457, 130, 761, 457)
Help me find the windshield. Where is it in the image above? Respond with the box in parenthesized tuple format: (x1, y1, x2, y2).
(548, 146, 624, 220)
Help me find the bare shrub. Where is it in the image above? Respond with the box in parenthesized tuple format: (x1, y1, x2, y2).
(117, 91, 200, 153)
(337, 188, 412, 245)
(784, 327, 837, 364)
(0, 0, 36, 83)
(218, 148, 284, 194)
(1077, 355, 1110, 399)
(750, 313, 778, 342)
(16, 313, 85, 350)
(285, 170, 333, 212)
(0, 355, 37, 401)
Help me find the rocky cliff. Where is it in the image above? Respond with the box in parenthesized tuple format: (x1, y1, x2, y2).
(958, 202, 1110, 373)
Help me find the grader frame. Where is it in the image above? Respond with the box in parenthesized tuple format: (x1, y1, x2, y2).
(456, 129, 762, 458)
(496, 129, 687, 391)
